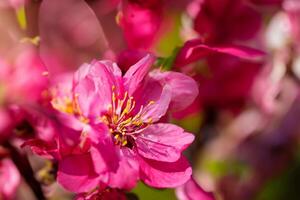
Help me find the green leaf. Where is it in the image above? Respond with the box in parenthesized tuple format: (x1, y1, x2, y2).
(132, 182, 177, 200)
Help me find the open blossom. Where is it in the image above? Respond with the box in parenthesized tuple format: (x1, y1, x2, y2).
(49, 54, 198, 193)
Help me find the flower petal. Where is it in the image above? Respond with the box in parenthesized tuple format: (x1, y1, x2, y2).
(73, 61, 121, 119)
(90, 134, 120, 174)
(141, 84, 172, 123)
(139, 155, 192, 188)
(124, 54, 156, 96)
(107, 148, 139, 190)
(176, 177, 215, 200)
(136, 123, 194, 162)
(39, 0, 110, 74)
(0, 159, 21, 199)
(150, 70, 199, 111)
(175, 39, 264, 67)
(57, 154, 100, 193)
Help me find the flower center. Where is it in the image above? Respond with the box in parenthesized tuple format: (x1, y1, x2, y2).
(101, 86, 154, 148)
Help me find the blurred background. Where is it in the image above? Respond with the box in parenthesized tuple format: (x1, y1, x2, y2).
(1, 0, 300, 199)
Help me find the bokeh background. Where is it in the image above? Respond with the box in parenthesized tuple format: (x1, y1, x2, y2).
(1, 0, 300, 199)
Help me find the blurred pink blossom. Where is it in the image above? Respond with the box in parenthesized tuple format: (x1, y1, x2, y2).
(176, 177, 215, 200)
(0, 158, 21, 200)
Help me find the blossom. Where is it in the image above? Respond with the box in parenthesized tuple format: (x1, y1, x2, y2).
(118, 0, 163, 49)
(176, 177, 215, 200)
(0, 158, 21, 200)
(50, 54, 197, 193)
(0, 46, 49, 141)
(191, 0, 262, 44)
(174, 39, 263, 114)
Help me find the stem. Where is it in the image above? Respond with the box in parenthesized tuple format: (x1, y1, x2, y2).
(4, 142, 46, 200)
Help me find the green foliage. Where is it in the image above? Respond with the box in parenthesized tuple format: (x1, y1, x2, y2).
(132, 182, 177, 200)
(155, 13, 183, 56)
(155, 47, 180, 71)
(204, 159, 250, 178)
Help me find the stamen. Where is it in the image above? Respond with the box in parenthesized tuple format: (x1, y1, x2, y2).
(122, 140, 128, 146)
(148, 100, 155, 106)
(102, 90, 155, 148)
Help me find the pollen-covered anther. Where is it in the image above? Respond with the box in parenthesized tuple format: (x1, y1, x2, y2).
(100, 87, 156, 148)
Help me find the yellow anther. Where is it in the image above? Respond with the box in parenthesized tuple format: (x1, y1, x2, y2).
(147, 118, 153, 124)
(79, 116, 89, 124)
(113, 115, 119, 124)
(122, 140, 128, 146)
(112, 85, 116, 91)
(119, 117, 132, 126)
(101, 116, 110, 125)
(112, 92, 116, 102)
(148, 100, 155, 105)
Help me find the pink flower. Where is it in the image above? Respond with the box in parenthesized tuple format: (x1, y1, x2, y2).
(51, 54, 197, 193)
(176, 177, 215, 200)
(0, 46, 49, 141)
(119, 0, 163, 49)
(192, 0, 262, 44)
(0, 158, 21, 200)
(196, 54, 262, 112)
(173, 38, 264, 115)
(0, 47, 48, 104)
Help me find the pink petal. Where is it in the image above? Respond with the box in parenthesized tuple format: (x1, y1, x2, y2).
(57, 154, 100, 193)
(150, 70, 199, 111)
(22, 139, 59, 159)
(175, 39, 264, 67)
(73, 61, 121, 119)
(176, 177, 215, 200)
(140, 84, 172, 123)
(139, 155, 192, 188)
(119, 2, 162, 49)
(124, 54, 156, 96)
(89, 134, 120, 174)
(136, 123, 194, 162)
(0, 159, 21, 199)
(132, 76, 170, 123)
(5, 47, 48, 103)
(117, 50, 148, 72)
(39, 0, 110, 74)
(107, 148, 139, 190)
